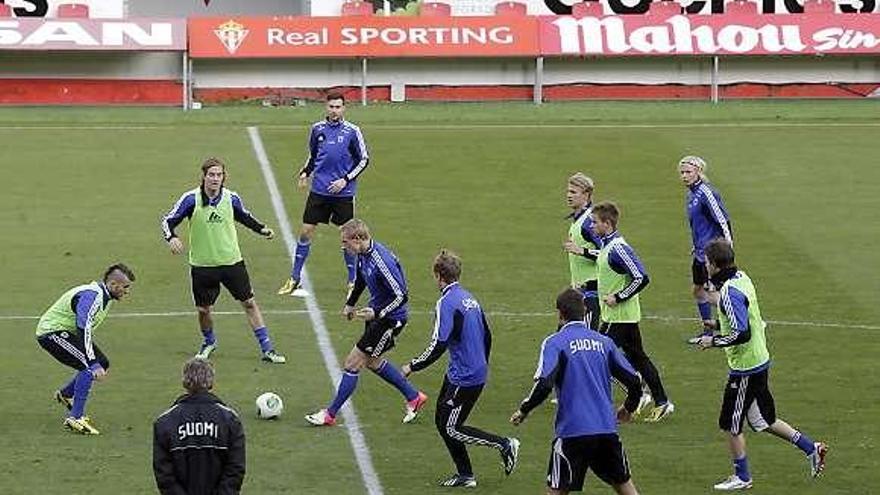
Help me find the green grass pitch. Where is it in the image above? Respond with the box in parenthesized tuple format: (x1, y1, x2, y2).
(0, 101, 877, 494)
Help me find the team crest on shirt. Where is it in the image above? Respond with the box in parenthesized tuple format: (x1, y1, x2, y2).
(337, 136, 344, 143)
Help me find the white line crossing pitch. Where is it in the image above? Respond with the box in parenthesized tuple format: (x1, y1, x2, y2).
(247, 126, 384, 495)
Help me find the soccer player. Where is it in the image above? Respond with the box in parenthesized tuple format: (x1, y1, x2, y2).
(696, 239, 827, 491)
(591, 201, 674, 422)
(562, 172, 603, 330)
(161, 157, 286, 364)
(278, 92, 369, 297)
(402, 250, 520, 488)
(36, 263, 135, 435)
(510, 288, 643, 495)
(305, 219, 427, 426)
(678, 156, 733, 343)
(153, 358, 245, 495)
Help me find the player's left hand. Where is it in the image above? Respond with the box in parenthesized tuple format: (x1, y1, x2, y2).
(355, 307, 375, 321)
(562, 239, 581, 255)
(509, 409, 525, 426)
(697, 335, 714, 349)
(327, 178, 347, 194)
(616, 405, 633, 424)
(603, 294, 618, 307)
(342, 305, 356, 320)
(401, 363, 412, 377)
(260, 227, 275, 239)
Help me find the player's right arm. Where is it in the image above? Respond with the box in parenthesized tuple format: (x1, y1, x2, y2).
(514, 336, 558, 423)
(609, 343, 642, 414)
(409, 297, 453, 373)
(152, 419, 187, 495)
(344, 262, 366, 316)
(161, 191, 196, 254)
(73, 289, 106, 377)
(296, 125, 320, 188)
(216, 414, 246, 494)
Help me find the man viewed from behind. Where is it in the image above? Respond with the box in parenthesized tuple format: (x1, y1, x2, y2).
(510, 288, 643, 495)
(153, 358, 245, 495)
(403, 250, 520, 488)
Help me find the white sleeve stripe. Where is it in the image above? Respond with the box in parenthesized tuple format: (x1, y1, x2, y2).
(700, 184, 732, 242)
(161, 191, 193, 238)
(714, 286, 741, 345)
(230, 191, 254, 218)
(533, 336, 553, 380)
(353, 125, 369, 160)
(83, 292, 102, 361)
(613, 243, 644, 298)
(412, 297, 444, 364)
(372, 251, 405, 318)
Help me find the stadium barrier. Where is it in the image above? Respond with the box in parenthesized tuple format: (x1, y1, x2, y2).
(0, 17, 187, 105)
(0, 8, 878, 105)
(188, 11, 880, 104)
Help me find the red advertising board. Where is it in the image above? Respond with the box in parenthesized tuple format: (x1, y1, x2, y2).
(539, 13, 880, 56)
(189, 13, 880, 59)
(188, 16, 539, 58)
(0, 18, 186, 51)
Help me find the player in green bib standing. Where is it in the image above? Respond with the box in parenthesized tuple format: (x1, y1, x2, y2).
(562, 173, 603, 330)
(36, 263, 136, 435)
(696, 239, 827, 491)
(161, 157, 286, 364)
(591, 201, 674, 422)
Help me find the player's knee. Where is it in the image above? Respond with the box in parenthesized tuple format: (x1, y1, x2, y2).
(240, 298, 257, 310)
(196, 305, 212, 316)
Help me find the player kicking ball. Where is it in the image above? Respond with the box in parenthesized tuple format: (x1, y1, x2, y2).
(305, 219, 427, 427)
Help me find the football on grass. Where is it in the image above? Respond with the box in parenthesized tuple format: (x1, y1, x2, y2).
(255, 392, 283, 419)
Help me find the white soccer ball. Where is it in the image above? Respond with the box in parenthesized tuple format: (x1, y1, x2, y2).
(255, 392, 284, 419)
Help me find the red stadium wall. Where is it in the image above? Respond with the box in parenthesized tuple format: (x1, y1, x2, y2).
(194, 83, 880, 103)
(0, 79, 183, 105)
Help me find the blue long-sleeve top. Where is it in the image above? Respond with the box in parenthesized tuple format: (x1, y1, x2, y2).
(299, 119, 369, 199)
(519, 321, 642, 437)
(409, 282, 492, 387)
(72, 282, 112, 364)
(345, 240, 408, 322)
(686, 179, 733, 262)
(601, 231, 650, 301)
(160, 187, 266, 241)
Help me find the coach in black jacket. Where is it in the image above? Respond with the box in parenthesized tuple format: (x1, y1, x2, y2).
(153, 358, 245, 495)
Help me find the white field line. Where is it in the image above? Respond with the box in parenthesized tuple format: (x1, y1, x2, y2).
(247, 126, 383, 495)
(1, 122, 880, 131)
(5, 309, 877, 331)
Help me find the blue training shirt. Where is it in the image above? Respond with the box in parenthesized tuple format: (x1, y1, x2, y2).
(409, 282, 491, 387)
(347, 240, 408, 322)
(301, 119, 369, 199)
(533, 321, 640, 438)
(686, 179, 733, 262)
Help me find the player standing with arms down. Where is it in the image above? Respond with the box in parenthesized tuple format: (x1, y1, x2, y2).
(161, 157, 286, 364)
(678, 156, 733, 343)
(278, 92, 369, 297)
